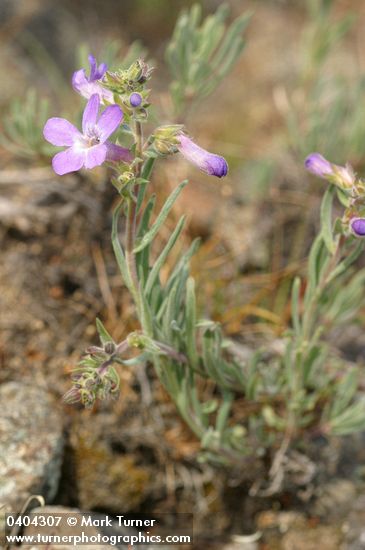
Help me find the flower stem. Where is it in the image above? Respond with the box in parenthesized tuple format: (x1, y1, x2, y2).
(124, 120, 144, 312)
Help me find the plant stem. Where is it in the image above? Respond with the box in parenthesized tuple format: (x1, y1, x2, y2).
(124, 120, 144, 312)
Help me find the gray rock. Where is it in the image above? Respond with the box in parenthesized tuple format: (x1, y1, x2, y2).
(0, 382, 64, 513)
(342, 494, 365, 550)
(313, 479, 357, 519)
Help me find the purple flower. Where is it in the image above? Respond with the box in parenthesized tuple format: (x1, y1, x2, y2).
(72, 54, 113, 103)
(350, 217, 365, 237)
(305, 153, 333, 178)
(130, 92, 142, 108)
(305, 152, 355, 188)
(43, 94, 132, 175)
(177, 134, 228, 178)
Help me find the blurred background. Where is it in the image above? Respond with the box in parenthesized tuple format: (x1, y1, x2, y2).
(2, 0, 365, 548)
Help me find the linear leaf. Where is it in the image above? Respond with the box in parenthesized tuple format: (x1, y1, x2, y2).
(133, 180, 188, 253)
(111, 200, 133, 290)
(291, 276, 302, 335)
(95, 318, 114, 345)
(320, 186, 336, 254)
(186, 277, 199, 369)
(145, 216, 186, 296)
(137, 157, 156, 214)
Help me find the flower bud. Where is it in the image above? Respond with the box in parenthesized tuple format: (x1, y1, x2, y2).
(63, 387, 81, 405)
(305, 153, 355, 189)
(178, 134, 228, 178)
(130, 92, 142, 108)
(305, 153, 333, 177)
(350, 217, 365, 237)
(104, 341, 116, 355)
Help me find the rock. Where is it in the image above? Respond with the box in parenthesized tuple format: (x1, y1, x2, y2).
(257, 510, 342, 549)
(281, 525, 342, 550)
(0, 382, 64, 513)
(312, 479, 357, 520)
(342, 494, 365, 549)
(222, 533, 261, 550)
(69, 417, 153, 512)
(256, 510, 307, 533)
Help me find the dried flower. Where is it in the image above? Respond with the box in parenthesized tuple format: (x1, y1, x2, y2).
(72, 54, 114, 103)
(43, 94, 132, 175)
(178, 134, 228, 178)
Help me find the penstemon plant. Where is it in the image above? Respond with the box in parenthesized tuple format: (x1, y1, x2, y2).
(40, 6, 365, 492)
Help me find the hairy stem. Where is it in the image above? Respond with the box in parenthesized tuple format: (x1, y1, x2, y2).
(124, 120, 144, 312)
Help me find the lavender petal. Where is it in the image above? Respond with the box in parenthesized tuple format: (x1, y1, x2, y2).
(52, 147, 85, 175)
(178, 134, 228, 178)
(43, 117, 81, 146)
(88, 54, 107, 81)
(305, 153, 333, 178)
(96, 104, 123, 141)
(82, 94, 100, 133)
(205, 155, 228, 177)
(97, 62, 108, 79)
(106, 142, 133, 163)
(88, 54, 98, 81)
(84, 143, 108, 169)
(72, 69, 88, 94)
(72, 69, 113, 103)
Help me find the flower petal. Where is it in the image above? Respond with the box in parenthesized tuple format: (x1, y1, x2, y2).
(82, 94, 100, 133)
(52, 147, 85, 175)
(43, 118, 81, 146)
(96, 105, 123, 141)
(88, 54, 107, 81)
(72, 69, 113, 103)
(88, 54, 97, 80)
(205, 155, 228, 177)
(178, 134, 228, 178)
(84, 143, 107, 169)
(106, 142, 133, 163)
(305, 153, 333, 178)
(97, 62, 108, 79)
(72, 69, 88, 93)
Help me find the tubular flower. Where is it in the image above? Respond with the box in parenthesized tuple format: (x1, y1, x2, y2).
(72, 54, 114, 103)
(43, 94, 132, 175)
(305, 153, 333, 178)
(305, 153, 355, 189)
(177, 134, 228, 178)
(350, 217, 365, 237)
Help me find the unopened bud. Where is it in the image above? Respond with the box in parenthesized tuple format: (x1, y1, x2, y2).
(130, 92, 142, 107)
(350, 217, 365, 237)
(104, 341, 116, 355)
(305, 153, 355, 189)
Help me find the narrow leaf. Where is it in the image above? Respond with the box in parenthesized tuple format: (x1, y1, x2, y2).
(145, 216, 186, 296)
(96, 318, 114, 345)
(320, 186, 336, 254)
(133, 180, 188, 253)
